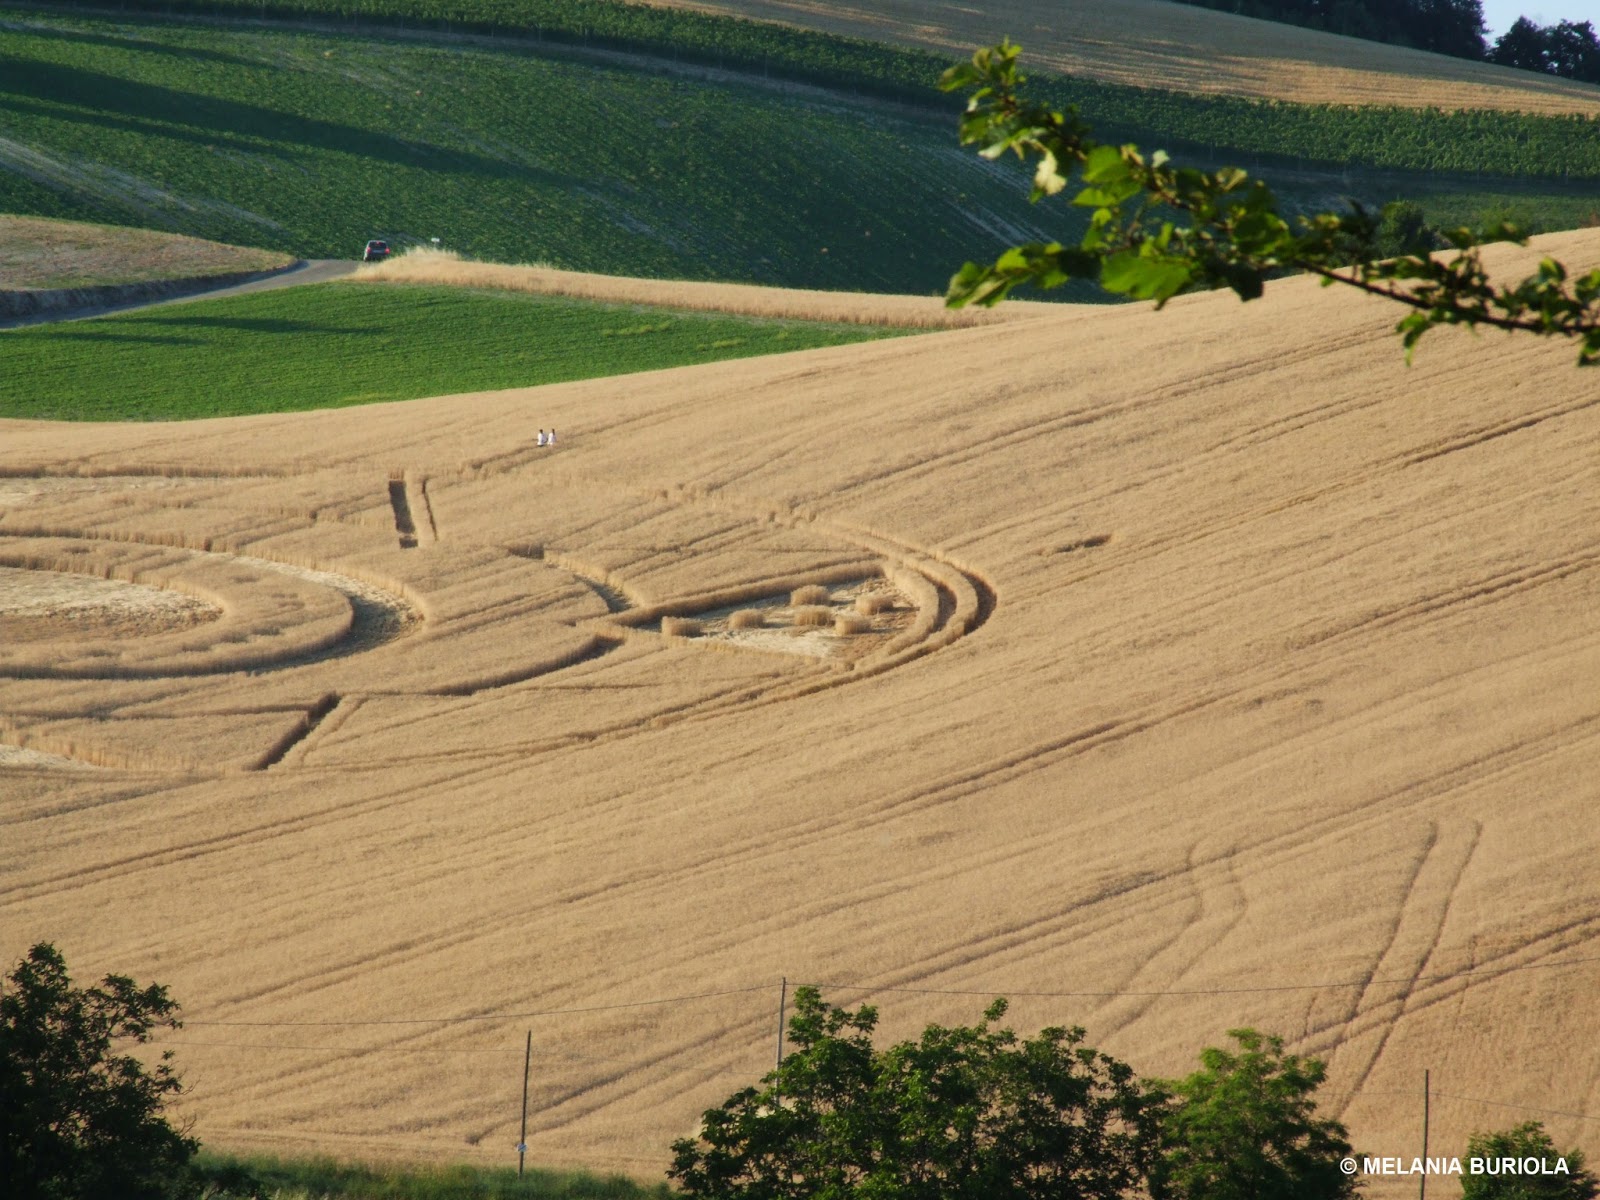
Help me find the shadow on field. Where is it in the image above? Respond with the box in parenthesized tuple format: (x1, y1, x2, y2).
(0, 23, 266, 68)
(128, 315, 381, 334)
(34, 328, 207, 346)
(0, 59, 518, 178)
(39, 316, 377, 342)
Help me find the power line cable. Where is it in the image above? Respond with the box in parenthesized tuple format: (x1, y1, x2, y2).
(1427, 1090, 1600, 1128)
(185, 984, 770, 1027)
(162, 1040, 620, 1061)
(805, 951, 1600, 999)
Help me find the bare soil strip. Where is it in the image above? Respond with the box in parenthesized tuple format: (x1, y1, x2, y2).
(0, 214, 293, 291)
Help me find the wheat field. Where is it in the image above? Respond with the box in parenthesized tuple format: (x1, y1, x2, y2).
(353, 249, 1064, 328)
(650, 0, 1600, 114)
(5, 232, 1600, 1189)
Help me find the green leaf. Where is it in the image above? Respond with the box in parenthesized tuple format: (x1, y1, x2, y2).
(1101, 250, 1193, 303)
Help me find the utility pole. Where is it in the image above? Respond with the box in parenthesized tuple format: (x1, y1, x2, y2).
(772, 977, 788, 1105)
(518, 1031, 531, 1178)
(775, 977, 788, 1072)
(1419, 1068, 1430, 1200)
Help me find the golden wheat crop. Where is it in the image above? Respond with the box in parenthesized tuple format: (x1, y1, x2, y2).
(789, 604, 834, 627)
(648, 0, 1600, 114)
(353, 248, 1067, 329)
(832, 612, 871, 636)
(5, 230, 1600, 1191)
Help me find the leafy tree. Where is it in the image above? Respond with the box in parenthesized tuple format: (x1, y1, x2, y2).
(1149, 1029, 1357, 1200)
(1377, 200, 1440, 258)
(1461, 1121, 1599, 1200)
(0, 943, 196, 1200)
(1545, 21, 1600, 85)
(1490, 18, 1552, 72)
(938, 41, 1600, 364)
(1489, 17, 1600, 82)
(667, 987, 1161, 1200)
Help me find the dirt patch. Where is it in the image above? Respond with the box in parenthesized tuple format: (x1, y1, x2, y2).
(0, 565, 221, 644)
(0, 215, 291, 290)
(656, 577, 912, 659)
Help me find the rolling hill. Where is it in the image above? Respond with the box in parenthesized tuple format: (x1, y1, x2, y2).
(0, 7, 1062, 296)
(0, 214, 291, 289)
(653, 0, 1600, 114)
(6, 3, 1600, 303)
(4, 229, 1600, 1190)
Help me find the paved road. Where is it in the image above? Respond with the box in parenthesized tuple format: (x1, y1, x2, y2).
(1, 258, 361, 329)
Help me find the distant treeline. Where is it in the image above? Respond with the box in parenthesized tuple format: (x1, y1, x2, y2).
(1169, 0, 1486, 60)
(1170, 0, 1600, 82)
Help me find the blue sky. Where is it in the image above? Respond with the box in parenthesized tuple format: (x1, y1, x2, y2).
(1480, 1, 1599, 38)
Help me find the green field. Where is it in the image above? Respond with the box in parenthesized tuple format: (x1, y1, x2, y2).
(34, 0, 1600, 178)
(0, 283, 906, 421)
(0, 9, 1064, 297)
(3, 7, 1598, 306)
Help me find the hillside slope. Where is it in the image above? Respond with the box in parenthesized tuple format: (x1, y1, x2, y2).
(654, 0, 1600, 113)
(0, 10, 1059, 296)
(0, 215, 292, 289)
(4, 232, 1600, 1187)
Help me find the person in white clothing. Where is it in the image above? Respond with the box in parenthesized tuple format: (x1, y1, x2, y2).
(548, 429, 557, 445)
(537, 429, 547, 447)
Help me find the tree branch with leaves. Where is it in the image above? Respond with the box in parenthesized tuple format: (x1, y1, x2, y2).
(940, 41, 1600, 365)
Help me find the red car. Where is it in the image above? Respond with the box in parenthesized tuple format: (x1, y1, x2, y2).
(362, 239, 391, 262)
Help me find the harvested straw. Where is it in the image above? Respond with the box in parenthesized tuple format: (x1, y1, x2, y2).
(834, 613, 871, 636)
(661, 616, 702, 638)
(728, 609, 766, 630)
(791, 584, 832, 606)
(855, 593, 893, 616)
(792, 606, 833, 628)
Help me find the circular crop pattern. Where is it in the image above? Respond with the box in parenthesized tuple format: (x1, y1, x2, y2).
(0, 565, 221, 644)
(0, 536, 414, 679)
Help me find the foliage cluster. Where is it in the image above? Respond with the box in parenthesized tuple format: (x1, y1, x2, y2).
(192, 1153, 672, 1200)
(1460, 1124, 1599, 1200)
(940, 41, 1600, 364)
(1490, 19, 1600, 84)
(668, 989, 1358, 1200)
(671, 988, 1599, 1200)
(0, 282, 905, 421)
(27, 0, 1600, 181)
(670, 994, 1159, 1200)
(1, 944, 196, 1200)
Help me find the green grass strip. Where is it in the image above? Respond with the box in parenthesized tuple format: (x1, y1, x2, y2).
(0, 282, 908, 421)
(34, 0, 1600, 179)
(192, 1150, 672, 1199)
